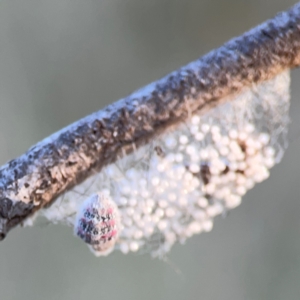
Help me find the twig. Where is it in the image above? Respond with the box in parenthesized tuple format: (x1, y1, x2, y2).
(1, 2, 300, 240)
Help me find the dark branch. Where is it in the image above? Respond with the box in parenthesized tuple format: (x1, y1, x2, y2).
(1, 2, 300, 239)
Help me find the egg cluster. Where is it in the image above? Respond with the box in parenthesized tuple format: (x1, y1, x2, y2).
(105, 122, 276, 256)
(38, 71, 290, 258)
(74, 192, 120, 256)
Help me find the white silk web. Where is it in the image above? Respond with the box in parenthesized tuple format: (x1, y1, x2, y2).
(30, 71, 290, 258)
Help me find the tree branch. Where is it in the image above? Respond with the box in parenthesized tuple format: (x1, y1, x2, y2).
(1, 2, 300, 240)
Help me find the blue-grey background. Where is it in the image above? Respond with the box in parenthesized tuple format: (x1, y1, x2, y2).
(1, 1, 300, 299)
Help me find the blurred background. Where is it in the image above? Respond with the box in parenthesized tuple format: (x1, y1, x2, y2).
(1, 0, 300, 299)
